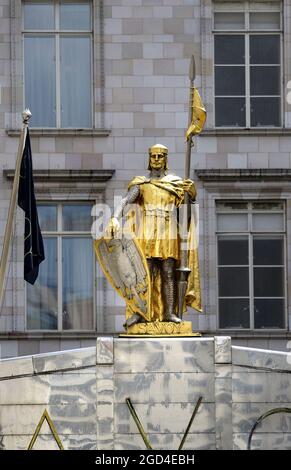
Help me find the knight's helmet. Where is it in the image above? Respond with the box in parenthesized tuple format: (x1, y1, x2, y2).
(147, 143, 169, 170)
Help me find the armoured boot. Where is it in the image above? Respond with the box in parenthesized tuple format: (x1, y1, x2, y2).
(123, 312, 144, 329)
(162, 258, 181, 323)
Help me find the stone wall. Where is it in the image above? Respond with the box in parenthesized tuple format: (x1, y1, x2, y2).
(0, 336, 291, 450)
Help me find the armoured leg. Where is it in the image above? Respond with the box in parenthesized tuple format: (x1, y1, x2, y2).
(161, 258, 181, 323)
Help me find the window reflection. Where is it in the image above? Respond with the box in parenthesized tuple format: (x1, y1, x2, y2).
(60, 1, 91, 30)
(24, 2, 55, 30)
(23, 1, 92, 128)
(62, 238, 93, 330)
(24, 36, 56, 127)
(60, 36, 92, 128)
(217, 201, 286, 330)
(26, 203, 94, 331)
(62, 204, 93, 231)
(27, 238, 58, 330)
(38, 205, 57, 231)
(214, 13, 281, 127)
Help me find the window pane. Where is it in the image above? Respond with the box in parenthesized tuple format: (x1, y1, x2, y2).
(250, 12, 280, 30)
(252, 213, 284, 231)
(215, 35, 245, 64)
(254, 267, 284, 297)
(251, 97, 280, 127)
(254, 299, 284, 328)
(250, 35, 280, 64)
(38, 205, 57, 231)
(62, 205, 92, 231)
(216, 201, 248, 211)
(217, 213, 248, 231)
(219, 267, 249, 296)
(219, 298, 250, 328)
(60, 36, 92, 127)
(250, 66, 280, 95)
(60, 1, 91, 30)
(214, 12, 245, 30)
(215, 97, 246, 127)
(24, 2, 54, 30)
(253, 236, 284, 265)
(218, 236, 248, 265)
(252, 201, 283, 210)
(24, 36, 56, 127)
(62, 238, 94, 330)
(215, 66, 245, 95)
(27, 238, 58, 330)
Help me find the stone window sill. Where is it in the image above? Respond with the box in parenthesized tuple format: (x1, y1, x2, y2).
(0, 332, 119, 339)
(201, 127, 291, 137)
(0, 331, 289, 340)
(6, 128, 111, 137)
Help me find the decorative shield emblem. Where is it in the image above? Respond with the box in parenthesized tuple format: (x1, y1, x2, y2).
(94, 233, 151, 321)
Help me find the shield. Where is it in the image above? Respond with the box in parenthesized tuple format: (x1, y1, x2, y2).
(94, 232, 151, 321)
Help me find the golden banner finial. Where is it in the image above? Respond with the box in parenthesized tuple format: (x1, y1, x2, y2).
(185, 88, 206, 141)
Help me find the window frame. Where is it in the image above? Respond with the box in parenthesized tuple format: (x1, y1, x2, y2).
(216, 200, 288, 331)
(22, 0, 94, 129)
(213, 1, 283, 129)
(25, 201, 97, 332)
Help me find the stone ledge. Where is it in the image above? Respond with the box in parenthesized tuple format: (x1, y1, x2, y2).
(32, 347, 96, 374)
(195, 168, 291, 181)
(0, 332, 117, 339)
(0, 356, 34, 380)
(203, 331, 291, 339)
(6, 128, 111, 137)
(3, 169, 115, 183)
(0, 346, 96, 380)
(201, 128, 291, 137)
(232, 345, 291, 372)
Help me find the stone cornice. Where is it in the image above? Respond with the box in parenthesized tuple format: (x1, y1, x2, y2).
(195, 169, 291, 182)
(3, 169, 115, 195)
(6, 128, 111, 137)
(3, 169, 115, 183)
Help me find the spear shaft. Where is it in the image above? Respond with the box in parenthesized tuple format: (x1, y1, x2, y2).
(177, 56, 196, 318)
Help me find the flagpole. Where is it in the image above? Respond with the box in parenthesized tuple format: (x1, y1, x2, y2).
(177, 56, 196, 318)
(0, 109, 31, 310)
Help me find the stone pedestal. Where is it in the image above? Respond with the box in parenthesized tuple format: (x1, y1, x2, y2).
(97, 336, 232, 450)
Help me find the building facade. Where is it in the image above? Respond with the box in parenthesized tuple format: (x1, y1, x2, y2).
(0, 0, 291, 358)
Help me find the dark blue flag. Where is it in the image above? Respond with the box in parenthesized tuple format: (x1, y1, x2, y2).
(18, 129, 45, 284)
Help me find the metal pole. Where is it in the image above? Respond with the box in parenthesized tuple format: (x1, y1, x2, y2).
(126, 397, 153, 449)
(178, 396, 202, 450)
(0, 109, 31, 311)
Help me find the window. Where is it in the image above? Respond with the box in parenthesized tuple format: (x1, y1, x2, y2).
(213, 1, 282, 127)
(26, 203, 95, 330)
(23, 0, 92, 128)
(217, 201, 286, 329)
